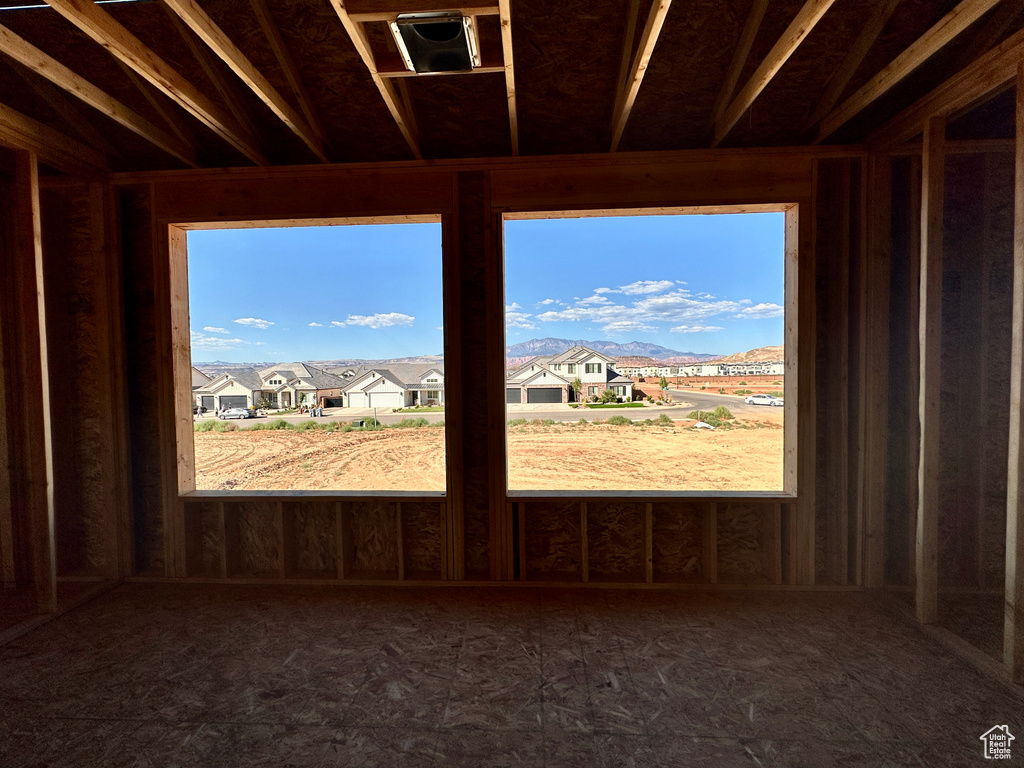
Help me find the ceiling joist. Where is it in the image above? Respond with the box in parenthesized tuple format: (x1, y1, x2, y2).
(803, 0, 899, 132)
(0, 22, 198, 168)
(0, 100, 107, 174)
(712, 0, 837, 147)
(869, 25, 1024, 147)
(816, 0, 1002, 142)
(328, 0, 421, 159)
(609, 0, 673, 152)
(248, 0, 326, 147)
(43, 0, 267, 166)
(162, 0, 327, 162)
(710, 0, 768, 131)
(497, 0, 518, 155)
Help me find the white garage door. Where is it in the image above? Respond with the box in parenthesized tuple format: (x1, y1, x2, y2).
(368, 391, 402, 408)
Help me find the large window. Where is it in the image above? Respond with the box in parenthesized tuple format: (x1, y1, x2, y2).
(504, 211, 788, 493)
(185, 222, 445, 493)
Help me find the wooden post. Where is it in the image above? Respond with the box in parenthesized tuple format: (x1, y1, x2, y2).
(917, 116, 945, 625)
(0, 305, 13, 588)
(907, 154, 922, 589)
(793, 198, 816, 584)
(864, 153, 892, 588)
(1004, 62, 1024, 682)
(13, 151, 56, 612)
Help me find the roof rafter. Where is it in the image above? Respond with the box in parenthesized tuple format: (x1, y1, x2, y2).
(609, 0, 673, 152)
(0, 22, 198, 168)
(497, 0, 518, 155)
(163, 0, 327, 162)
(712, 0, 837, 147)
(710, 0, 768, 130)
(43, 0, 266, 165)
(803, 0, 899, 132)
(248, 0, 327, 147)
(816, 0, 1002, 142)
(0, 100, 107, 174)
(328, 0, 421, 159)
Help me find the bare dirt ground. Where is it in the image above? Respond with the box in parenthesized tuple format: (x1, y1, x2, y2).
(195, 422, 783, 492)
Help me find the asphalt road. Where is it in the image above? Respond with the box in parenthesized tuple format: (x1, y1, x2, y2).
(664, 388, 783, 418)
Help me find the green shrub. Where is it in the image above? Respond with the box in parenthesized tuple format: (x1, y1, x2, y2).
(607, 415, 632, 426)
(643, 418, 653, 425)
(769, 391, 784, 398)
(655, 414, 673, 426)
(194, 420, 216, 432)
(713, 406, 734, 420)
(700, 385, 707, 390)
(599, 388, 619, 403)
(433, 420, 445, 428)
(293, 420, 323, 431)
(542, 419, 555, 426)
(735, 389, 752, 395)
(508, 418, 527, 426)
(739, 381, 747, 385)
(718, 387, 725, 394)
(646, 396, 654, 402)
(569, 403, 579, 408)
(215, 421, 237, 432)
(773, 381, 782, 385)
(391, 417, 429, 429)
(339, 424, 353, 433)
(577, 418, 588, 425)
(687, 410, 722, 427)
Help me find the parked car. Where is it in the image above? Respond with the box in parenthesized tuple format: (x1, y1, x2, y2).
(744, 393, 784, 407)
(219, 407, 256, 419)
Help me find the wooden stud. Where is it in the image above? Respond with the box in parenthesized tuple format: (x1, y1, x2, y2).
(518, 501, 526, 581)
(328, 0, 421, 159)
(217, 501, 227, 578)
(14, 151, 56, 613)
(0, 24, 198, 167)
(613, 0, 640, 124)
(713, 0, 837, 147)
(917, 116, 945, 624)
(275, 500, 286, 578)
(784, 204, 801, 498)
(168, 226, 195, 497)
(1005, 62, 1024, 682)
(0, 294, 12, 587)
(804, 0, 899, 132)
(44, 0, 266, 165)
(163, 0, 326, 162)
(869, 24, 1024, 148)
(497, 0, 518, 155)
(643, 502, 653, 583)
(0, 101, 107, 174)
(396, 502, 405, 580)
(907, 153, 922, 590)
(702, 502, 717, 583)
(710, 0, 768, 130)
(794, 198, 816, 585)
(609, 0, 672, 152)
(248, 0, 327, 147)
(818, 0, 1000, 142)
(335, 501, 346, 579)
(580, 501, 589, 582)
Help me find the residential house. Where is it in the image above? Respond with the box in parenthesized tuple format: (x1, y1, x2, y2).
(339, 363, 446, 409)
(506, 346, 632, 403)
(193, 369, 265, 412)
(257, 363, 347, 408)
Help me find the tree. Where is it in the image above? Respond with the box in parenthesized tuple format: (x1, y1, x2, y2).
(659, 376, 669, 391)
(571, 377, 582, 403)
(600, 388, 618, 403)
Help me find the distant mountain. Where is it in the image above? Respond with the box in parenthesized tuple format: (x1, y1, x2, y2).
(708, 345, 784, 364)
(505, 337, 720, 361)
(194, 355, 444, 377)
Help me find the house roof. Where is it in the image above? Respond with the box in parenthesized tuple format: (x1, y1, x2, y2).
(549, 346, 614, 365)
(338, 362, 446, 390)
(514, 369, 571, 387)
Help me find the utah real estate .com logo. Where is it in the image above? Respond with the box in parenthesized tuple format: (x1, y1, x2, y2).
(980, 725, 1014, 760)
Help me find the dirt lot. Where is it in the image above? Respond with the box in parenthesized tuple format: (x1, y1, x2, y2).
(194, 421, 783, 492)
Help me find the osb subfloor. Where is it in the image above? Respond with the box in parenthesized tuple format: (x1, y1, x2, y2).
(938, 592, 1004, 662)
(0, 585, 1020, 767)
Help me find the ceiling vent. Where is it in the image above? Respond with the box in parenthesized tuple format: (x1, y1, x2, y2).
(390, 11, 480, 74)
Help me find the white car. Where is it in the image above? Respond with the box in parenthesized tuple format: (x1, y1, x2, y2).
(744, 393, 783, 407)
(219, 407, 256, 419)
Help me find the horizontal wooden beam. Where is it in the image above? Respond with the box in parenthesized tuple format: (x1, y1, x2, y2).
(889, 138, 1016, 155)
(713, 0, 837, 147)
(817, 0, 1001, 142)
(345, 1, 498, 23)
(44, 0, 267, 165)
(610, 0, 672, 152)
(0, 101, 107, 174)
(163, 0, 327, 162)
(0, 22, 198, 167)
(869, 25, 1024, 147)
(379, 65, 505, 78)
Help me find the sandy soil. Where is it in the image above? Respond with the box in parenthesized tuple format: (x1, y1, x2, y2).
(195, 422, 783, 492)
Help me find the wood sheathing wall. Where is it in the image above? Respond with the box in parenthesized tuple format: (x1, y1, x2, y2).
(885, 148, 1014, 593)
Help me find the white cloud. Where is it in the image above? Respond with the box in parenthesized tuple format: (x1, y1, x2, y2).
(670, 325, 724, 334)
(505, 303, 536, 330)
(617, 280, 676, 295)
(336, 313, 415, 329)
(593, 287, 612, 294)
(233, 317, 274, 329)
(602, 320, 657, 335)
(190, 331, 246, 351)
(576, 294, 611, 306)
(734, 302, 784, 319)
(203, 326, 229, 334)
(538, 298, 556, 305)
(308, 322, 323, 327)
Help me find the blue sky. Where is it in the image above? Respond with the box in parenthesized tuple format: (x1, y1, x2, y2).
(505, 213, 784, 355)
(188, 213, 783, 363)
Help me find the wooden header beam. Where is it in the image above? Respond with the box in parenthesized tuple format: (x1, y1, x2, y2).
(870, 25, 1024, 148)
(346, 0, 499, 23)
(163, 0, 327, 162)
(817, 0, 1001, 142)
(0, 23, 198, 168)
(610, 0, 672, 152)
(0, 101, 107, 174)
(44, 0, 267, 166)
(713, 0, 837, 147)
